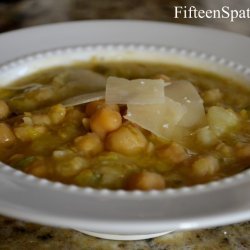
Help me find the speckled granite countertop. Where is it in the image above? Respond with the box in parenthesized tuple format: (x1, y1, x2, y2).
(0, 0, 250, 249)
(1, 216, 250, 250)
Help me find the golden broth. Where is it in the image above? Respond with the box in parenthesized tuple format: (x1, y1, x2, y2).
(0, 61, 249, 190)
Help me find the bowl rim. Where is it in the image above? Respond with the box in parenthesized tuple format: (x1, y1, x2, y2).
(0, 20, 250, 234)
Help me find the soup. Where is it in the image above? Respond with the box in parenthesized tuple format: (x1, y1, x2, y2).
(0, 61, 249, 190)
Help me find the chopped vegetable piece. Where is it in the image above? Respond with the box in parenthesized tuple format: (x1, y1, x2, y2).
(207, 106, 239, 136)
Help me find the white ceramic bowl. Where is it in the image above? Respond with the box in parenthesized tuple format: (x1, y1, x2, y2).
(0, 21, 250, 240)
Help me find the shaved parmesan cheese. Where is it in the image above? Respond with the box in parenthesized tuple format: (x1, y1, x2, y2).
(124, 97, 187, 140)
(60, 74, 205, 142)
(62, 91, 105, 107)
(165, 80, 206, 127)
(124, 79, 205, 141)
(105, 76, 166, 104)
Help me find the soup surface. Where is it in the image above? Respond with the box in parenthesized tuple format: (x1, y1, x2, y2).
(0, 61, 249, 190)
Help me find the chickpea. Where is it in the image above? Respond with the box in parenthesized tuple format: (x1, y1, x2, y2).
(14, 125, 46, 142)
(196, 126, 218, 146)
(203, 89, 222, 105)
(98, 166, 125, 189)
(74, 133, 103, 157)
(55, 156, 89, 177)
(85, 100, 105, 117)
(32, 114, 51, 126)
(192, 156, 219, 177)
(25, 160, 47, 178)
(105, 124, 147, 155)
(0, 123, 16, 145)
(0, 100, 10, 120)
(22, 116, 33, 126)
(239, 109, 248, 119)
(48, 104, 66, 124)
(157, 142, 189, 164)
(82, 117, 90, 130)
(216, 143, 233, 157)
(126, 171, 166, 190)
(85, 100, 119, 117)
(64, 108, 84, 125)
(52, 150, 73, 159)
(90, 106, 122, 138)
(74, 169, 96, 187)
(236, 144, 250, 159)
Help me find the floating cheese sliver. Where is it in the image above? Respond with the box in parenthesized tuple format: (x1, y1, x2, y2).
(105, 76, 166, 105)
(62, 91, 105, 107)
(124, 97, 187, 140)
(53, 69, 106, 92)
(165, 80, 206, 128)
